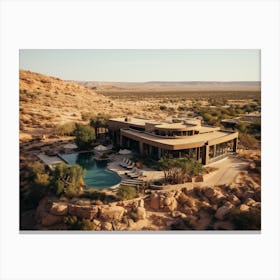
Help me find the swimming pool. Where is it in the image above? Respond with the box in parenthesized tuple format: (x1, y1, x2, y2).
(58, 152, 121, 189)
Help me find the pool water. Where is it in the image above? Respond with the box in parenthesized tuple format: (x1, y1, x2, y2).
(58, 152, 121, 189)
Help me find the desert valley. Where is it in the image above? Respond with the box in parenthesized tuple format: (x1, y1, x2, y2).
(20, 69, 261, 231)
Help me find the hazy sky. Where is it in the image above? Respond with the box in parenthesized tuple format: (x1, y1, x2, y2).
(19, 49, 260, 82)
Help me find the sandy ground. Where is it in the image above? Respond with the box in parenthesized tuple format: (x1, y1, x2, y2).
(202, 155, 249, 186)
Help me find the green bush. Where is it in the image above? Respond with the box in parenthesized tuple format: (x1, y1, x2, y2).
(51, 163, 86, 198)
(83, 189, 106, 200)
(74, 124, 96, 150)
(117, 185, 137, 200)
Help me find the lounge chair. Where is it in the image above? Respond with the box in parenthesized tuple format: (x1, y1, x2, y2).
(121, 159, 132, 168)
(126, 162, 135, 169)
(129, 170, 143, 178)
(125, 167, 138, 175)
(120, 158, 129, 167)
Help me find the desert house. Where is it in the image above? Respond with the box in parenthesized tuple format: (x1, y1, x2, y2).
(108, 116, 238, 164)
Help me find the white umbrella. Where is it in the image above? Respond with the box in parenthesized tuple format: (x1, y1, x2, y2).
(64, 143, 78, 149)
(94, 145, 108, 151)
(119, 149, 132, 155)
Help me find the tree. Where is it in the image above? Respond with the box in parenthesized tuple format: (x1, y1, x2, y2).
(74, 124, 95, 149)
(51, 163, 86, 197)
(25, 162, 51, 207)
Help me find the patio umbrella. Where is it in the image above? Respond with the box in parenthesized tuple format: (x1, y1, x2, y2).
(94, 145, 108, 151)
(119, 149, 132, 155)
(63, 143, 78, 149)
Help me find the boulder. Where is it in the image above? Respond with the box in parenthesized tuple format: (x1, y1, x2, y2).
(68, 204, 99, 219)
(244, 198, 256, 206)
(177, 192, 189, 204)
(163, 197, 172, 206)
(204, 187, 216, 199)
(100, 205, 125, 221)
(215, 206, 230, 220)
(171, 211, 187, 219)
(150, 193, 160, 210)
(166, 197, 178, 212)
(252, 202, 261, 209)
(242, 190, 256, 200)
(224, 201, 234, 209)
(136, 207, 146, 220)
(93, 219, 101, 227)
(41, 213, 63, 226)
(102, 222, 113, 231)
(181, 206, 193, 215)
(211, 193, 226, 205)
(50, 202, 68, 216)
(227, 194, 241, 206)
(194, 175, 203, 182)
(199, 201, 212, 211)
(239, 204, 250, 212)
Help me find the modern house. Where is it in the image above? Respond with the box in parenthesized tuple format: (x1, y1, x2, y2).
(108, 116, 238, 165)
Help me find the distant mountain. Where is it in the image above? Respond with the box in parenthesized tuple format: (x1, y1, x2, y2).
(77, 81, 261, 92)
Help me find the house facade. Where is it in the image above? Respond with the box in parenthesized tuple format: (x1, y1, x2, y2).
(108, 116, 238, 165)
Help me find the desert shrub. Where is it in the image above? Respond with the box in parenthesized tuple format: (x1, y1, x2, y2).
(239, 133, 258, 149)
(249, 121, 261, 134)
(242, 104, 255, 113)
(236, 122, 248, 133)
(159, 105, 167, 110)
(177, 106, 188, 111)
(158, 158, 203, 184)
(83, 189, 106, 200)
(27, 162, 48, 181)
(117, 185, 137, 200)
(55, 122, 76, 136)
(50, 163, 85, 198)
(81, 111, 93, 121)
(73, 124, 96, 150)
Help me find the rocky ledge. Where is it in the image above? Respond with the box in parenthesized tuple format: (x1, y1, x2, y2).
(35, 175, 261, 231)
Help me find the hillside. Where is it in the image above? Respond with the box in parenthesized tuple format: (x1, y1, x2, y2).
(19, 70, 174, 141)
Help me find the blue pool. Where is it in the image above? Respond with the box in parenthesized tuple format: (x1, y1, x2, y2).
(58, 152, 121, 189)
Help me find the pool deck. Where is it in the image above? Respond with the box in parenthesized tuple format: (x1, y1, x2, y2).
(107, 154, 164, 182)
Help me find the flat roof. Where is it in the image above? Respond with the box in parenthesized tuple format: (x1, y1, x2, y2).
(121, 129, 238, 150)
(109, 117, 159, 126)
(109, 117, 219, 133)
(155, 123, 196, 130)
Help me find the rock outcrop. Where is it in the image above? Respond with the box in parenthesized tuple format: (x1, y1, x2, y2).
(35, 178, 261, 231)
